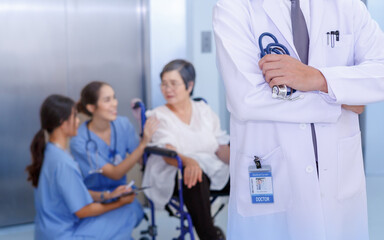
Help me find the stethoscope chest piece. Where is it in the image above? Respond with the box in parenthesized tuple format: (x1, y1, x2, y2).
(272, 85, 288, 99)
(272, 85, 303, 101)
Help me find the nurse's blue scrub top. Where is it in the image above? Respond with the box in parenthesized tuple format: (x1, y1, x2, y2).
(34, 143, 93, 239)
(35, 143, 143, 240)
(70, 116, 140, 191)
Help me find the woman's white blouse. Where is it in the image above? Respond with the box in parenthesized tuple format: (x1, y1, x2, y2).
(142, 100, 230, 209)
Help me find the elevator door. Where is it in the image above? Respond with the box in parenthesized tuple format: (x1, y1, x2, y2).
(0, 0, 145, 227)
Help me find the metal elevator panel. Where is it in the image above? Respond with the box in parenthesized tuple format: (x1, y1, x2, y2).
(0, 0, 145, 227)
(66, 0, 144, 120)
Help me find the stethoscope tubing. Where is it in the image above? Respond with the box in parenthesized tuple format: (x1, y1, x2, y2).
(259, 32, 296, 99)
(85, 121, 117, 173)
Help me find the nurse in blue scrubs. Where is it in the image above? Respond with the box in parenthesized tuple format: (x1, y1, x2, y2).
(26, 95, 137, 239)
(69, 81, 158, 225)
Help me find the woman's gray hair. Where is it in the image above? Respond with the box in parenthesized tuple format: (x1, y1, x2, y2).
(160, 59, 196, 96)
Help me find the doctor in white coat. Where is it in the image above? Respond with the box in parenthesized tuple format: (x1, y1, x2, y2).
(213, 0, 384, 239)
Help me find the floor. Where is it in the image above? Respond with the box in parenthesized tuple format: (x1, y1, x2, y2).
(0, 176, 383, 240)
(0, 197, 228, 240)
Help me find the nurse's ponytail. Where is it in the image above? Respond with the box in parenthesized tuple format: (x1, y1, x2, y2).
(27, 129, 46, 187)
(26, 95, 75, 187)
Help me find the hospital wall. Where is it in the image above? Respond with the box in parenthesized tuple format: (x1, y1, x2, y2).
(148, 0, 230, 131)
(364, 0, 384, 176)
(148, 0, 187, 109)
(186, 0, 229, 132)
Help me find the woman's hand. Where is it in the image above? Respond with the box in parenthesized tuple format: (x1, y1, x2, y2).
(118, 188, 135, 205)
(108, 185, 131, 199)
(142, 117, 160, 144)
(183, 158, 203, 189)
(164, 144, 202, 188)
(342, 105, 365, 114)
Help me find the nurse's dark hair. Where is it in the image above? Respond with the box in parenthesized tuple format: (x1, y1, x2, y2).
(160, 59, 196, 96)
(77, 81, 110, 116)
(26, 94, 75, 188)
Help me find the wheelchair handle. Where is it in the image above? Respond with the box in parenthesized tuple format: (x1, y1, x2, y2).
(144, 146, 178, 158)
(132, 101, 142, 109)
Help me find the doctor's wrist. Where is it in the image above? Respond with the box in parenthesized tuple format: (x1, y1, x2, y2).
(315, 70, 328, 93)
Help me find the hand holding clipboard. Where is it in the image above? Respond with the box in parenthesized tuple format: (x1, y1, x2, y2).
(119, 186, 151, 197)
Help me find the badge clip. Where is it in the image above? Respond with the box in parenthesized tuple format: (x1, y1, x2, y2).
(254, 156, 262, 169)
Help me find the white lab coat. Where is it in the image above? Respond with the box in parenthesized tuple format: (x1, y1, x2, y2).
(213, 0, 384, 239)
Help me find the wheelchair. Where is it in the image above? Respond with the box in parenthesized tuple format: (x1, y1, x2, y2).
(133, 99, 228, 240)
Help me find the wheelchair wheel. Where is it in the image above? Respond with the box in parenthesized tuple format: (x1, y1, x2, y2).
(215, 226, 226, 240)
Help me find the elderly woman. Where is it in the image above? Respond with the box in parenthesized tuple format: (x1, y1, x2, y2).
(143, 59, 230, 240)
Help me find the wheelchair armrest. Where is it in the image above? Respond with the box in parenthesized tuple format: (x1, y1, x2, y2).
(144, 147, 183, 180)
(144, 146, 178, 158)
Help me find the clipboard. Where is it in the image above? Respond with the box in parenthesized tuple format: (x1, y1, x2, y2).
(119, 186, 150, 197)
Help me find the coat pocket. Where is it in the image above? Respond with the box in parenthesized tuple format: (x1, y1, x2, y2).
(337, 132, 365, 201)
(323, 33, 354, 66)
(235, 146, 292, 217)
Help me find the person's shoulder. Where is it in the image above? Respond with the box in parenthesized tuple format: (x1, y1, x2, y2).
(146, 105, 169, 119)
(45, 144, 76, 169)
(151, 105, 168, 113)
(114, 115, 134, 129)
(193, 99, 209, 108)
(193, 99, 214, 115)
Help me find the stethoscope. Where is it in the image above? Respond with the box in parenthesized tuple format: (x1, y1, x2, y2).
(258, 32, 302, 101)
(85, 121, 118, 174)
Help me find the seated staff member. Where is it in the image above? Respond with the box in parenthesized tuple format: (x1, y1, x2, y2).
(142, 59, 230, 240)
(70, 81, 158, 200)
(26, 95, 137, 239)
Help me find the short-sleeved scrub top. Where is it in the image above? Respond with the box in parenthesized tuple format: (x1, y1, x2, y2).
(34, 143, 93, 239)
(70, 116, 140, 191)
(69, 116, 143, 235)
(35, 143, 142, 240)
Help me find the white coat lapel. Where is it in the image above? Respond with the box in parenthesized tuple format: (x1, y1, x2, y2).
(308, 0, 325, 65)
(262, 0, 298, 58)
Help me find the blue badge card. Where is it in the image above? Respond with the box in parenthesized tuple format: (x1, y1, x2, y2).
(248, 165, 274, 204)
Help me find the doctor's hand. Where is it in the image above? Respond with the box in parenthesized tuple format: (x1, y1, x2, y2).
(342, 105, 365, 114)
(183, 157, 203, 189)
(142, 117, 160, 144)
(259, 54, 328, 93)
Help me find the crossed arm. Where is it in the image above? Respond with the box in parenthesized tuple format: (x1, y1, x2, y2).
(259, 54, 364, 114)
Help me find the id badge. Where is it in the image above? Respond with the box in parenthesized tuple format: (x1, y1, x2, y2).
(249, 165, 274, 204)
(113, 154, 123, 165)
